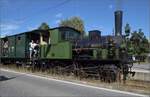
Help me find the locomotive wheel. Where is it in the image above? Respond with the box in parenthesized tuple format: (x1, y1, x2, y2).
(101, 65, 118, 83)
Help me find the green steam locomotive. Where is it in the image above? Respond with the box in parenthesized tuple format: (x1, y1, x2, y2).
(0, 10, 135, 82)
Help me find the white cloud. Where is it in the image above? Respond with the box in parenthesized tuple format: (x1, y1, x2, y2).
(55, 19, 61, 25)
(54, 13, 63, 25)
(0, 23, 20, 36)
(27, 25, 39, 31)
(0, 24, 19, 31)
(55, 13, 63, 18)
(90, 25, 103, 30)
(109, 4, 113, 9)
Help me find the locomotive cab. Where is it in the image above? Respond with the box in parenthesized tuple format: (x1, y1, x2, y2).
(28, 32, 40, 44)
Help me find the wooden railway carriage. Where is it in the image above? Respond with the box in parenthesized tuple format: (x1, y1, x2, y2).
(1, 30, 40, 60)
(1, 27, 80, 60)
(0, 26, 134, 82)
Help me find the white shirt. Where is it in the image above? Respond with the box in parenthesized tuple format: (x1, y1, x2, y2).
(29, 42, 35, 50)
(132, 56, 136, 61)
(33, 43, 38, 49)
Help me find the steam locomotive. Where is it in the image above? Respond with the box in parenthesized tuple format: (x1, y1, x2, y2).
(0, 10, 135, 82)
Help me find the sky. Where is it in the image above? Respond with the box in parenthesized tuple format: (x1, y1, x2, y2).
(0, 0, 150, 39)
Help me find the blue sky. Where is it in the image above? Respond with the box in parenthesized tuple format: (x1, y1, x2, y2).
(0, 0, 149, 38)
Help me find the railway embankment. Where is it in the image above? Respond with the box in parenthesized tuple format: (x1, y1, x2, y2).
(0, 64, 150, 95)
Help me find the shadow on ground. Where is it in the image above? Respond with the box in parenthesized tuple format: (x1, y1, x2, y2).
(0, 76, 17, 81)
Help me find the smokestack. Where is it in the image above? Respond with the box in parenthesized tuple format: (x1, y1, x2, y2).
(115, 10, 123, 36)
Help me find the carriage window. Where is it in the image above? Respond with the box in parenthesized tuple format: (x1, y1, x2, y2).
(65, 31, 70, 39)
(61, 28, 80, 41)
(18, 37, 21, 40)
(3, 38, 8, 48)
(16, 36, 22, 44)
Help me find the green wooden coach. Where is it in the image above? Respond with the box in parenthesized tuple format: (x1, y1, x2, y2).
(0, 27, 81, 61)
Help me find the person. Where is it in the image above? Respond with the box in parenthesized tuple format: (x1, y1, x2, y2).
(49, 37, 51, 45)
(29, 40, 35, 58)
(132, 55, 136, 62)
(4, 41, 8, 56)
(33, 40, 39, 58)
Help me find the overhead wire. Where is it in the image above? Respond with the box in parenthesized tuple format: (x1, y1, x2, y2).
(15, 0, 72, 22)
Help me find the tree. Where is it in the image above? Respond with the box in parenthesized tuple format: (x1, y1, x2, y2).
(59, 16, 85, 34)
(138, 29, 144, 40)
(125, 23, 131, 37)
(38, 22, 50, 30)
(130, 31, 140, 48)
(130, 29, 149, 61)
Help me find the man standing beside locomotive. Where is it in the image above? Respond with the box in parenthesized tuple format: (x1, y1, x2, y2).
(29, 40, 39, 59)
(33, 40, 39, 58)
(29, 40, 35, 59)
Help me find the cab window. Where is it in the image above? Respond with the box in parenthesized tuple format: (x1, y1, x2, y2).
(60, 28, 80, 41)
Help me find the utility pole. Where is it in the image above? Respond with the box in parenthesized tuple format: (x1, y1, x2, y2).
(0, 29, 2, 68)
(0, 3, 1, 71)
(0, 23, 1, 74)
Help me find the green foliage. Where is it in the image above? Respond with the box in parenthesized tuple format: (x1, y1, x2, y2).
(38, 22, 50, 30)
(59, 16, 85, 34)
(129, 29, 149, 57)
(125, 23, 131, 37)
(123, 23, 149, 61)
